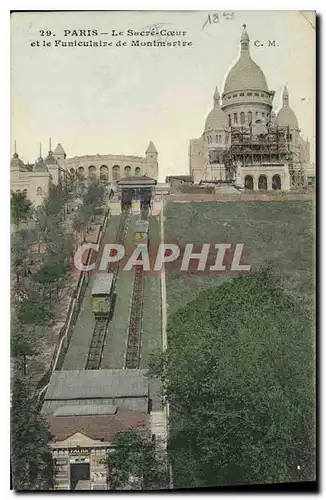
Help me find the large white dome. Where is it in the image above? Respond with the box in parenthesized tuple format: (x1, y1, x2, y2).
(223, 27, 268, 94)
(224, 56, 268, 94)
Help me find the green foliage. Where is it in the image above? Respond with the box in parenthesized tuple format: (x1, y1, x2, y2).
(11, 373, 53, 490)
(72, 180, 106, 240)
(82, 179, 106, 209)
(11, 229, 37, 282)
(33, 259, 68, 285)
(11, 318, 40, 359)
(17, 296, 50, 326)
(107, 430, 168, 490)
(164, 201, 315, 313)
(10, 190, 33, 227)
(149, 270, 315, 488)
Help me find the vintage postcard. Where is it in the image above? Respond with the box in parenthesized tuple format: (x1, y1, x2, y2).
(10, 10, 316, 491)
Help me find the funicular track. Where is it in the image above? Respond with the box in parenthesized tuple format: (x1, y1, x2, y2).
(125, 207, 149, 369)
(85, 207, 131, 370)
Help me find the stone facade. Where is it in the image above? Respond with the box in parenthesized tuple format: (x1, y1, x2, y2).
(59, 141, 158, 184)
(10, 141, 158, 206)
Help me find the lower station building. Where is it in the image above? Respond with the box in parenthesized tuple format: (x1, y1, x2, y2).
(42, 369, 165, 490)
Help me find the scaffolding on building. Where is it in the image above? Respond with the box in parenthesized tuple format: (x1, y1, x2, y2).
(203, 124, 307, 189)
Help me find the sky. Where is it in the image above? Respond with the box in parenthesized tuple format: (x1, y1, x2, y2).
(11, 10, 315, 181)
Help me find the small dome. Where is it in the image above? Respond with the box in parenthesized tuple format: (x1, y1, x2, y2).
(276, 87, 299, 129)
(276, 106, 299, 129)
(34, 156, 48, 172)
(10, 152, 25, 170)
(204, 106, 228, 131)
(44, 150, 58, 166)
(204, 87, 228, 131)
(223, 27, 268, 94)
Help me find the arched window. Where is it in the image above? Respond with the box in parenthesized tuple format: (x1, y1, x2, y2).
(23, 189, 28, 196)
(16, 189, 21, 194)
(244, 175, 253, 190)
(240, 112, 245, 125)
(100, 165, 108, 181)
(112, 165, 120, 181)
(258, 175, 267, 191)
(248, 111, 253, 124)
(216, 135, 218, 143)
(233, 113, 238, 124)
(135, 167, 141, 176)
(78, 166, 85, 180)
(228, 114, 231, 127)
(272, 174, 281, 190)
(36, 186, 42, 195)
(124, 165, 131, 177)
(88, 165, 96, 178)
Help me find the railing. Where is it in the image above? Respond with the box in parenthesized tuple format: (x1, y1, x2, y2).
(35, 209, 110, 397)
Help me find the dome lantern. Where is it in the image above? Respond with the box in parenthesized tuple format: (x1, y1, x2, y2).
(282, 86, 289, 106)
(10, 141, 25, 170)
(240, 24, 250, 52)
(33, 143, 49, 172)
(213, 87, 220, 107)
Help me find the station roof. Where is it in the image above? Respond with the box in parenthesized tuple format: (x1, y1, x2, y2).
(135, 220, 149, 233)
(166, 175, 194, 183)
(118, 175, 157, 186)
(44, 369, 149, 401)
(53, 404, 117, 416)
(91, 273, 114, 296)
(47, 409, 149, 442)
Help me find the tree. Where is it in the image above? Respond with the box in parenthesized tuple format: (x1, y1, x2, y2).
(11, 372, 53, 490)
(17, 295, 51, 326)
(11, 316, 43, 375)
(106, 430, 168, 490)
(73, 204, 92, 242)
(32, 258, 69, 301)
(149, 269, 315, 488)
(11, 229, 36, 282)
(11, 191, 33, 228)
(82, 180, 106, 213)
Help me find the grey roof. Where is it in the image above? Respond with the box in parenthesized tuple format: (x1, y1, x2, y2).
(53, 404, 117, 416)
(42, 397, 148, 415)
(44, 150, 58, 165)
(145, 141, 157, 154)
(53, 143, 66, 155)
(33, 156, 48, 172)
(91, 273, 114, 296)
(118, 175, 156, 184)
(44, 369, 149, 401)
(135, 220, 149, 233)
(10, 153, 25, 170)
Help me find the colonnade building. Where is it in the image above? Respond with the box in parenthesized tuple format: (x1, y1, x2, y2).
(10, 141, 158, 206)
